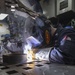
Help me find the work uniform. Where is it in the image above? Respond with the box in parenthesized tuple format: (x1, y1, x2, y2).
(49, 27, 75, 65)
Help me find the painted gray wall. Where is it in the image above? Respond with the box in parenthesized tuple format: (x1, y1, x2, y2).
(40, 0, 56, 18)
(0, 0, 5, 13)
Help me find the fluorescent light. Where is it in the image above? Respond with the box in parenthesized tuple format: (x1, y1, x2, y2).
(11, 5, 15, 8)
(11, 5, 15, 11)
(0, 13, 8, 20)
(11, 9, 15, 11)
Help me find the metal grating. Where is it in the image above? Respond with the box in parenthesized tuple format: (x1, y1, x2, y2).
(6, 70, 18, 74)
(1, 66, 10, 70)
(35, 64, 43, 67)
(23, 67, 32, 70)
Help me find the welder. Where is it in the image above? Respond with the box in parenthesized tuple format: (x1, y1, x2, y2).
(46, 18, 75, 65)
(26, 15, 75, 65)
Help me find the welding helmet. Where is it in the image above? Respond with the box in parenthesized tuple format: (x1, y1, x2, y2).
(31, 15, 52, 48)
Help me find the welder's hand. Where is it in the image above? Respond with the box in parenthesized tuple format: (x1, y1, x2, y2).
(26, 36, 41, 47)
